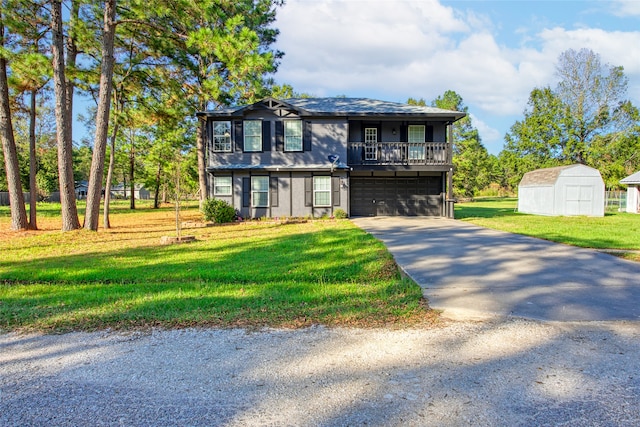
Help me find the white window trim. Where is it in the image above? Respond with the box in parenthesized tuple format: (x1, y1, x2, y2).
(408, 125, 425, 160)
(213, 176, 232, 196)
(244, 120, 262, 152)
(213, 121, 232, 152)
(284, 120, 303, 152)
(251, 176, 269, 207)
(313, 176, 331, 207)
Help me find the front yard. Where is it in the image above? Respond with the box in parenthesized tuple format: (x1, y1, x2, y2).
(0, 202, 434, 333)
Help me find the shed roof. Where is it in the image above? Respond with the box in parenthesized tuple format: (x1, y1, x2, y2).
(620, 171, 640, 184)
(519, 164, 601, 186)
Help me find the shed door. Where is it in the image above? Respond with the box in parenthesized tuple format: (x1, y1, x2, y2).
(350, 176, 442, 216)
(565, 185, 593, 215)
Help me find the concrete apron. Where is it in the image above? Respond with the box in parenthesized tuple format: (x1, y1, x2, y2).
(352, 217, 640, 322)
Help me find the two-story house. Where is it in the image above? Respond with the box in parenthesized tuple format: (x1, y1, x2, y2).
(196, 97, 465, 219)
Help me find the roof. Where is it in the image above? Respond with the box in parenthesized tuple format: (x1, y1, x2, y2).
(620, 171, 640, 184)
(519, 164, 601, 186)
(197, 97, 466, 120)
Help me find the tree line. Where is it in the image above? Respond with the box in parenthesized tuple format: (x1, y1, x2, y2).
(1, 0, 282, 231)
(413, 48, 640, 199)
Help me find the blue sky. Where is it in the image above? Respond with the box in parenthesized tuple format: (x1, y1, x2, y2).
(273, 0, 640, 154)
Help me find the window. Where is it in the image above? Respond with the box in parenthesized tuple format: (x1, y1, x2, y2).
(251, 176, 269, 207)
(313, 176, 331, 207)
(408, 125, 425, 160)
(364, 127, 377, 160)
(214, 176, 232, 196)
(244, 120, 262, 152)
(284, 120, 303, 151)
(213, 121, 232, 152)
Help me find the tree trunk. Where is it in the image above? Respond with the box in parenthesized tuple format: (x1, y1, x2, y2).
(64, 1, 78, 151)
(153, 163, 161, 209)
(103, 117, 119, 229)
(51, 0, 80, 231)
(28, 90, 38, 229)
(196, 119, 207, 209)
(0, 17, 28, 231)
(85, 0, 117, 230)
(129, 139, 135, 210)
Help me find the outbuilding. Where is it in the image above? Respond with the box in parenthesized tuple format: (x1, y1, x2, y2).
(620, 171, 640, 214)
(518, 164, 605, 217)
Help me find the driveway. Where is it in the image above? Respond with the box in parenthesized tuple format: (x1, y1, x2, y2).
(352, 217, 640, 322)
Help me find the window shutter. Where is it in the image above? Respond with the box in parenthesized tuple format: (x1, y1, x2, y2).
(400, 125, 408, 142)
(303, 121, 312, 151)
(275, 121, 284, 151)
(242, 177, 250, 207)
(304, 177, 313, 206)
(262, 121, 271, 152)
(270, 177, 278, 207)
(234, 121, 243, 152)
(426, 125, 434, 142)
(332, 176, 340, 206)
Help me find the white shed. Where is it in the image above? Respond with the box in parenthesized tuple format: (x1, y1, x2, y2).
(518, 164, 605, 217)
(620, 171, 640, 214)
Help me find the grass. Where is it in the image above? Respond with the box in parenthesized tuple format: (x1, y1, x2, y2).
(0, 201, 435, 333)
(456, 197, 640, 261)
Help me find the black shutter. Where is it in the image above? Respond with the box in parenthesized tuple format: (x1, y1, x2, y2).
(400, 125, 408, 142)
(270, 177, 278, 207)
(426, 125, 434, 142)
(262, 121, 271, 152)
(242, 177, 250, 207)
(234, 121, 243, 152)
(275, 121, 284, 151)
(303, 121, 312, 151)
(304, 177, 313, 206)
(332, 176, 340, 206)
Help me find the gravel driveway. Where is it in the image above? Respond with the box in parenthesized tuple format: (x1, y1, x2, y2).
(2, 319, 639, 426)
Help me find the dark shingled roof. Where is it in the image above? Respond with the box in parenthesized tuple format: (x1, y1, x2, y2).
(198, 97, 465, 120)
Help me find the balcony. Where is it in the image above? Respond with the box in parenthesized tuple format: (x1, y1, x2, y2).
(347, 142, 450, 167)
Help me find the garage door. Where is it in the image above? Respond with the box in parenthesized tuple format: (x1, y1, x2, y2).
(350, 176, 443, 216)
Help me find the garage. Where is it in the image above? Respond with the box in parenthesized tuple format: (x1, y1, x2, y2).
(350, 176, 443, 216)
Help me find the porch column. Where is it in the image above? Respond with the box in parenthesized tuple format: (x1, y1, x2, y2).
(446, 123, 455, 219)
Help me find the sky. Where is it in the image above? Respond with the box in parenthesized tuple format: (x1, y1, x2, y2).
(271, 0, 640, 155)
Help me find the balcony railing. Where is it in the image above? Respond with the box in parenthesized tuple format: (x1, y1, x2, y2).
(347, 142, 450, 166)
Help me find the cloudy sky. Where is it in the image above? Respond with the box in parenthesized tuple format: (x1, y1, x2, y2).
(272, 0, 640, 154)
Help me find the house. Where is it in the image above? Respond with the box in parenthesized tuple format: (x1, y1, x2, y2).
(518, 164, 605, 217)
(620, 171, 640, 213)
(110, 183, 151, 200)
(75, 181, 89, 200)
(196, 97, 465, 218)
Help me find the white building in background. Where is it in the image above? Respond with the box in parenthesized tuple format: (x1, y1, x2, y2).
(518, 164, 605, 217)
(620, 171, 640, 214)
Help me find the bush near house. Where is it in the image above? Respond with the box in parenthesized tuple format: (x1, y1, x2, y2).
(202, 198, 237, 223)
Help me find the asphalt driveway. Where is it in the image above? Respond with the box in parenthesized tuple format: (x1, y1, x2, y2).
(352, 217, 640, 322)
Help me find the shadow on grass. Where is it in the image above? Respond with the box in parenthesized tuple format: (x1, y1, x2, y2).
(0, 225, 430, 331)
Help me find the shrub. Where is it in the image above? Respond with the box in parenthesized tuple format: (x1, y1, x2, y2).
(202, 198, 236, 223)
(334, 208, 348, 219)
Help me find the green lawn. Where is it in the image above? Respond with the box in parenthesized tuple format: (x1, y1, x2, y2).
(456, 198, 640, 253)
(0, 204, 434, 333)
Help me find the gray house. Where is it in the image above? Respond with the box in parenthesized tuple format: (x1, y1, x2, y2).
(196, 97, 465, 219)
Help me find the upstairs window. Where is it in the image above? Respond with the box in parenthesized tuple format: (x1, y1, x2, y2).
(244, 120, 262, 152)
(213, 121, 232, 152)
(284, 120, 303, 151)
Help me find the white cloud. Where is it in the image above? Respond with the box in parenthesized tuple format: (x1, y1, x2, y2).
(273, 0, 640, 154)
(611, 0, 640, 16)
